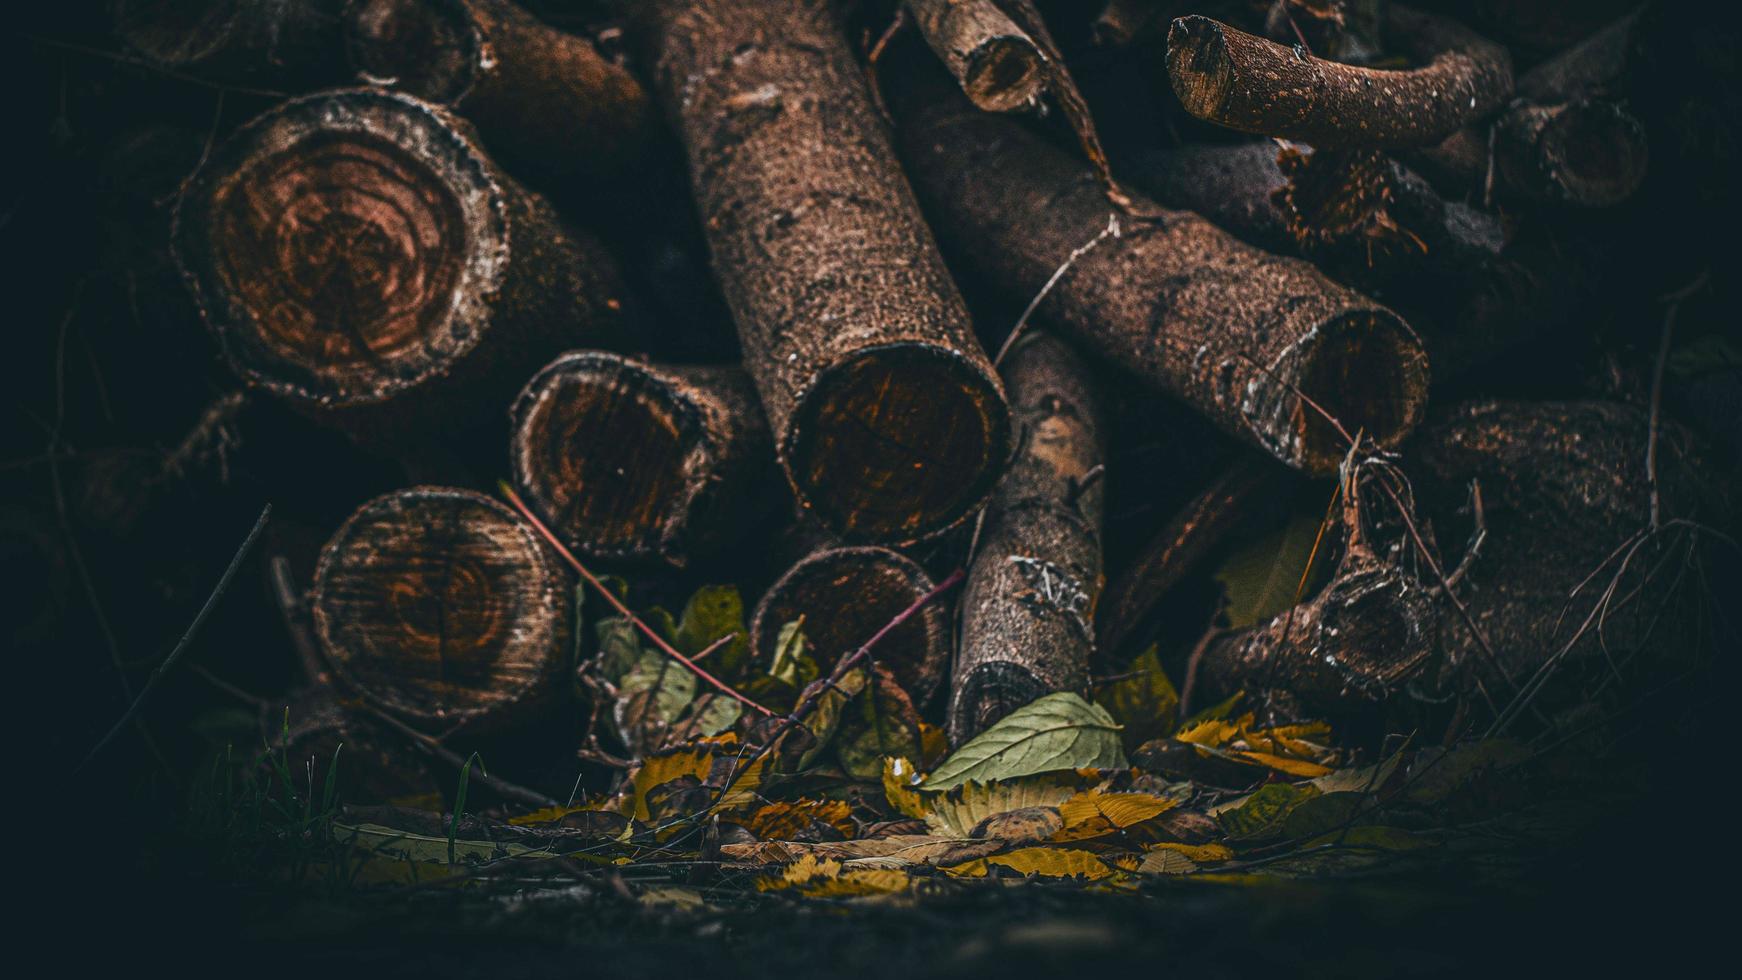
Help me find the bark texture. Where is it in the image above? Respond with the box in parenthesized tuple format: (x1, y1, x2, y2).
(1412, 11, 1648, 208)
(172, 89, 634, 444)
(509, 351, 771, 569)
(640, 0, 1011, 545)
(750, 545, 950, 706)
(951, 332, 1105, 744)
(112, 0, 345, 81)
(345, 0, 655, 180)
(891, 59, 1429, 475)
(905, 0, 1046, 112)
(1411, 399, 1729, 692)
(1167, 5, 1513, 148)
(310, 486, 572, 733)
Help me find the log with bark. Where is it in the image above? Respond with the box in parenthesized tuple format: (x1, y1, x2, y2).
(309, 486, 572, 733)
(509, 351, 772, 569)
(344, 0, 655, 180)
(637, 0, 1011, 545)
(890, 53, 1429, 475)
(172, 89, 635, 444)
(1167, 5, 1513, 148)
(905, 0, 1046, 112)
(951, 331, 1105, 743)
(1411, 10, 1648, 208)
(749, 545, 951, 706)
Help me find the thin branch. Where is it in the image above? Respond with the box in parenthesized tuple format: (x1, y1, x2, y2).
(78, 504, 272, 771)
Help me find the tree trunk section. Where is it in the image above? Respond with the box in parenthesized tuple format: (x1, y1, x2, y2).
(636, 0, 1011, 546)
(750, 545, 950, 706)
(345, 0, 655, 180)
(904, 0, 1046, 112)
(951, 331, 1105, 744)
(890, 55, 1429, 475)
(172, 89, 634, 445)
(509, 351, 772, 569)
(309, 486, 572, 733)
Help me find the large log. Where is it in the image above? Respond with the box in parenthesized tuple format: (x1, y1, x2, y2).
(172, 89, 634, 444)
(1166, 5, 1513, 149)
(345, 0, 654, 180)
(951, 331, 1105, 743)
(890, 54, 1429, 475)
(309, 487, 571, 733)
(637, 0, 1011, 545)
(749, 545, 950, 706)
(509, 351, 771, 569)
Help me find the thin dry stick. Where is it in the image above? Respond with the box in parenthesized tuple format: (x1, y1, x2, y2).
(78, 504, 271, 771)
(357, 701, 558, 809)
(500, 483, 774, 717)
(994, 213, 1121, 367)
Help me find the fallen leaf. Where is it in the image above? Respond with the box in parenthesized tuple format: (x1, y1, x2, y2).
(923, 693, 1125, 791)
(745, 799, 855, 840)
(923, 771, 1095, 837)
(1094, 645, 1179, 748)
(836, 665, 921, 781)
(1145, 842, 1233, 863)
(882, 757, 928, 819)
(1216, 783, 1323, 840)
(1137, 849, 1198, 875)
(1234, 750, 1333, 777)
(982, 847, 1113, 880)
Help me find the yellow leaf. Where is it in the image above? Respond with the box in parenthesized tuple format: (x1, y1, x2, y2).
(1175, 719, 1239, 747)
(758, 853, 844, 891)
(986, 847, 1113, 880)
(919, 722, 949, 768)
(1146, 842, 1233, 863)
(629, 747, 713, 821)
(745, 799, 855, 840)
(882, 757, 928, 819)
(923, 771, 1095, 837)
(1234, 751, 1333, 777)
(942, 858, 989, 878)
(1058, 791, 1177, 830)
(802, 867, 913, 897)
(1137, 849, 1198, 875)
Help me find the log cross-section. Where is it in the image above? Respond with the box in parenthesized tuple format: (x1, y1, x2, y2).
(310, 487, 571, 733)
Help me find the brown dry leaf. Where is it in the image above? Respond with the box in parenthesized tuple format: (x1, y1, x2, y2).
(1146, 842, 1233, 863)
(836, 665, 921, 781)
(924, 771, 1098, 837)
(1137, 848, 1199, 875)
(801, 867, 914, 897)
(724, 835, 1000, 868)
(627, 747, 714, 821)
(973, 806, 1064, 845)
(745, 799, 855, 840)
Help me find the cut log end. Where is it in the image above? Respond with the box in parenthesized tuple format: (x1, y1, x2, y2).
(1529, 100, 1649, 208)
(1246, 310, 1429, 475)
(749, 546, 949, 704)
(510, 353, 711, 567)
(789, 345, 1009, 544)
(310, 487, 568, 732)
(345, 0, 481, 104)
(963, 35, 1045, 112)
(174, 90, 508, 412)
(114, 0, 245, 66)
(1166, 16, 1235, 123)
(950, 661, 1048, 743)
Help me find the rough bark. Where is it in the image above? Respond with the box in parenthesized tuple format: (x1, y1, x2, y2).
(112, 0, 346, 82)
(172, 89, 634, 444)
(1410, 399, 1728, 692)
(509, 351, 772, 569)
(638, 0, 1011, 545)
(270, 687, 441, 805)
(1411, 11, 1648, 208)
(309, 486, 572, 733)
(891, 58, 1429, 475)
(1097, 457, 1276, 658)
(345, 0, 655, 180)
(950, 331, 1105, 743)
(905, 0, 1046, 112)
(1166, 5, 1513, 148)
(750, 545, 950, 706)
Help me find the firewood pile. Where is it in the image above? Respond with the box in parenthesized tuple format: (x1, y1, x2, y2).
(24, 1, 1740, 899)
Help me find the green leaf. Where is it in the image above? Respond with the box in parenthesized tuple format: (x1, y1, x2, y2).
(787, 668, 868, 771)
(614, 650, 698, 757)
(836, 665, 921, 781)
(1094, 645, 1179, 748)
(595, 616, 643, 684)
(449, 752, 483, 864)
(768, 618, 819, 688)
(1213, 509, 1333, 629)
(922, 693, 1126, 791)
(681, 693, 742, 739)
(676, 584, 749, 676)
(1215, 782, 1321, 840)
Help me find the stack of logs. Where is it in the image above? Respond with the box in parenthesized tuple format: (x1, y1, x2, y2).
(133, 0, 1735, 796)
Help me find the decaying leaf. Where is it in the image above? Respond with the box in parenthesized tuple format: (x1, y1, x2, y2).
(836, 665, 922, 781)
(745, 799, 855, 840)
(1137, 848, 1198, 875)
(947, 846, 1113, 880)
(882, 757, 928, 819)
(786, 668, 869, 770)
(768, 617, 819, 689)
(1094, 645, 1180, 748)
(1215, 783, 1323, 840)
(1213, 508, 1334, 630)
(923, 693, 1126, 791)
(1056, 790, 1178, 838)
(923, 770, 1099, 837)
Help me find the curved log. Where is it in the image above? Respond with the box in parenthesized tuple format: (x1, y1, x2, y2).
(890, 55, 1429, 475)
(750, 545, 949, 706)
(1166, 5, 1512, 149)
(638, 0, 1011, 545)
(951, 331, 1105, 743)
(172, 89, 634, 443)
(309, 487, 571, 733)
(345, 0, 654, 180)
(509, 351, 772, 569)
